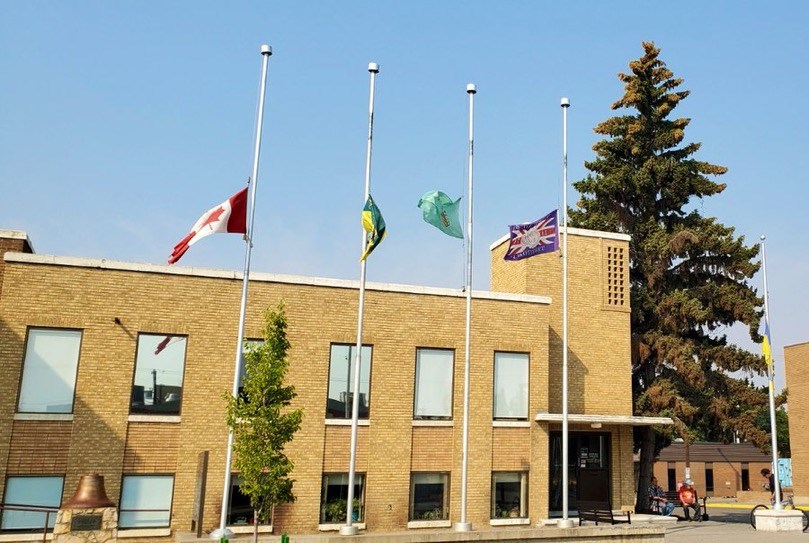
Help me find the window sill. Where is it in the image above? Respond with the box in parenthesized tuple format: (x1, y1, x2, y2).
(14, 413, 73, 422)
(412, 420, 453, 427)
(0, 534, 53, 542)
(228, 525, 272, 534)
(407, 520, 452, 529)
(324, 419, 370, 426)
(490, 518, 530, 526)
(118, 528, 171, 538)
(492, 420, 530, 428)
(318, 523, 365, 532)
(128, 415, 181, 423)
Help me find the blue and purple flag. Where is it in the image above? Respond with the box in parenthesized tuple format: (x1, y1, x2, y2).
(504, 210, 559, 261)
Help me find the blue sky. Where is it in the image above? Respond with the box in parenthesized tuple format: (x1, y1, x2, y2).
(2, 1, 807, 390)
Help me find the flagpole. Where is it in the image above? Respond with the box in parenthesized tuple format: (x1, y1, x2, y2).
(340, 61, 379, 537)
(212, 44, 272, 541)
(760, 235, 782, 509)
(558, 97, 574, 529)
(455, 82, 476, 533)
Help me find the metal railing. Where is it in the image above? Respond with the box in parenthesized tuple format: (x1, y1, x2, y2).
(0, 503, 59, 543)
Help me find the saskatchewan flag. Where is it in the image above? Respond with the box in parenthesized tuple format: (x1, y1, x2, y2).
(417, 190, 463, 239)
(360, 194, 386, 261)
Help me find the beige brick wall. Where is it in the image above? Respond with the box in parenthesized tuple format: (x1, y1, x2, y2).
(490, 232, 633, 417)
(786, 342, 809, 496)
(7, 421, 71, 474)
(0, 229, 636, 535)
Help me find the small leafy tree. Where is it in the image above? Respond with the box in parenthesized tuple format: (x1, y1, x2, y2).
(225, 302, 302, 541)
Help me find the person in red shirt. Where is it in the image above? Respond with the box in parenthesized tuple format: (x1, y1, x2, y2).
(678, 478, 700, 521)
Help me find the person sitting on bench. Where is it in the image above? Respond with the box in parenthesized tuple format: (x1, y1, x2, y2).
(649, 476, 674, 515)
(678, 478, 699, 520)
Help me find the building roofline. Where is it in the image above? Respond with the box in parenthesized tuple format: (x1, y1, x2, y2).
(489, 226, 631, 252)
(785, 341, 809, 349)
(0, 229, 34, 252)
(4, 252, 552, 305)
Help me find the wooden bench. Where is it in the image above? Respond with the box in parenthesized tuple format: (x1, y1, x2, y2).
(577, 500, 631, 525)
(661, 491, 708, 520)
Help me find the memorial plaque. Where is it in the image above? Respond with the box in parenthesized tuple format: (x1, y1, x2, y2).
(70, 514, 103, 531)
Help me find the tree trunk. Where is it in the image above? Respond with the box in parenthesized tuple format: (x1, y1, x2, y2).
(636, 426, 656, 513)
(253, 509, 259, 543)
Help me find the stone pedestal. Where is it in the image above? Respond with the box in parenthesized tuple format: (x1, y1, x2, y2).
(53, 507, 118, 543)
(753, 508, 805, 531)
(53, 474, 118, 543)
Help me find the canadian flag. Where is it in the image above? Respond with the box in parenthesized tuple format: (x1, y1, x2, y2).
(168, 187, 248, 264)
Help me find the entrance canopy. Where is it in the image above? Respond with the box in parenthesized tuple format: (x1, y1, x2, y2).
(535, 412, 674, 426)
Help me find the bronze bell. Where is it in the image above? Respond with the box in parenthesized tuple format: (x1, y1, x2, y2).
(62, 473, 116, 509)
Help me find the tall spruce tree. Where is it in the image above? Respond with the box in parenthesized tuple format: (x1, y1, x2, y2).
(570, 42, 772, 511)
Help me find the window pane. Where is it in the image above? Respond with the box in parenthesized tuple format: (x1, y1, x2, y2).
(491, 472, 527, 518)
(18, 329, 81, 413)
(119, 475, 174, 528)
(410, 473, 448, 520)
(414, 349, 453, 419)
(320, 473, 365, 523)
(227, 474, 271, 526)
(326, 345, 371, 419)
(1, 476, 63, 530)
(130, 335, 186, 415)
(239, 339, 264, 393)
(493, 352, 528, 419)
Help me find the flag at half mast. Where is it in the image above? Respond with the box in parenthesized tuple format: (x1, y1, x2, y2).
(504, 209, 559, 261)
(168, 187, 248, 264)
(417, 190, 463, 238)
(360, 194, 386, 261)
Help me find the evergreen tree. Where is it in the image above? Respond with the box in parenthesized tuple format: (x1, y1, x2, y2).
(570, 42, 772, 511)
(225, 303, 302, 541)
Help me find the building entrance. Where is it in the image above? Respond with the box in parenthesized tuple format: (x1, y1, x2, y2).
(549, 432, 610, 514)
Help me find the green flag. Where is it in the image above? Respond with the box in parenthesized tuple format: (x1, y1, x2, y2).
(417, 190, 463, 238)
(360, 194, 386, 261)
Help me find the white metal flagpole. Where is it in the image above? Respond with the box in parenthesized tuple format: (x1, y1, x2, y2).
(558, 97, 574, 529)
(760, 235, 782, 509)
(340, 61, 379, 537)
(211, 43, 272, 541)
(455, 82, 476, 533)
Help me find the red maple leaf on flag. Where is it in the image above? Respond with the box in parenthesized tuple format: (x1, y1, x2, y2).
(200, 206, 225, 230)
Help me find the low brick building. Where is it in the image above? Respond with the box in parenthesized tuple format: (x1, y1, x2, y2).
(0, 227, 667, 540)
(652, 442, 771, 498)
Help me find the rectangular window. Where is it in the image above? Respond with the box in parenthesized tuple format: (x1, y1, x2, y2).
(239, 339, 264, 395)
(705, 462, 714, 493)
(18, 328, 82, 413)
(326, 345, 372, 419)
(1, 476, 63, 530)
(319, 474, 365, 524)
(491, 472, 527, 519)
(493, 352, 528, 420)
(130, 334, 187, 415)
(119, 475, 174, 528)
(410, 473, 449, 521)
(227, 474, 271, 526)
(414, 349, 453, 420)
(667, 465, 676, 492)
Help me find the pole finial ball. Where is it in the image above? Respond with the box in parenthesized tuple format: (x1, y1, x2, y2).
(760, 235, 766, 241)
(260, 44, 272, 56)
(467, 83, 477, 94)
(368, 62, 380, 73)
(561, 97, 570, 108)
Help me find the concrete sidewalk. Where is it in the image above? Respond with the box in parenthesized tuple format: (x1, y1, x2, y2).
(665, 506, 809, 542)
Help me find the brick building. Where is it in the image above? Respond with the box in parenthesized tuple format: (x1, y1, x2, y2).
(0, 227, 668, 540)
(652, 442, 771, 498)
(785, 341, 809, 500)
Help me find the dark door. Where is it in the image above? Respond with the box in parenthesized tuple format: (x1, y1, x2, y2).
(549, 432, 611, 514)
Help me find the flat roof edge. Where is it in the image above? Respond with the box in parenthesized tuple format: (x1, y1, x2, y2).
(489, 226, 631, 251)
(4, 252, 552, 305)
(0, 230, 34, 252)
(534, 413, 674, 426)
